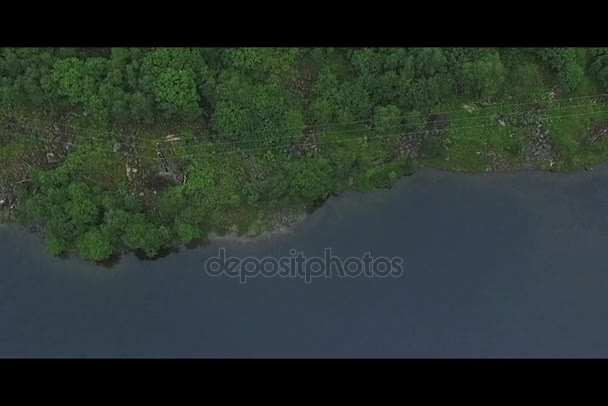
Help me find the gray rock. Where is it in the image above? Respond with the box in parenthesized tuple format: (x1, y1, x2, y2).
(46, 152, 58, 163)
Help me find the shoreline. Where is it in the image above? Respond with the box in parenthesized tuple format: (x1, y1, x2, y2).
(2, 162, 605, 262)
(206, 209, 309, 244)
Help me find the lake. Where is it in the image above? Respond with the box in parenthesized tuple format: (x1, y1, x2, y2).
(1, 166, 608, 357)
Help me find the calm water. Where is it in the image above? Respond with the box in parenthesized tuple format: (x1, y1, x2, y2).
(1, 166, 608, 358)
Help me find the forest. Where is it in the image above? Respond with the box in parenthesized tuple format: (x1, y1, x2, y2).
(1, 47, 608, 261)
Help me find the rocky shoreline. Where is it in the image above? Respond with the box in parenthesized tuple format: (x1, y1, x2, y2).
(207, 208, 309, 244)
(0, 184, 17, 223)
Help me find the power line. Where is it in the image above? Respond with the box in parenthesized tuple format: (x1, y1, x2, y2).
(2, 93, 607, 148)
(164, 109, 608, 159)
(18, 106, 608, 156)
(47, 108, 608, 161)
(9, 99, 608, 154)
(162, 101, 608, 151)
(168, 92, 608, 140)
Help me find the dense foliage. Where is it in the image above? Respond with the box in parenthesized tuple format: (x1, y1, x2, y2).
(1, 47, 608, 262)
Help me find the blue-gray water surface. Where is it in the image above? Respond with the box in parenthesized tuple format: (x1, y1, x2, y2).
(1, 166, 608, 358)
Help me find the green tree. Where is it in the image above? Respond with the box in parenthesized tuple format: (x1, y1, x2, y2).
(535, 48, 586, 93)
(270, 158, 335, 203)
(153, 68, 200, 118)
(175, 219, 202, 244)
(52, 57, 107, 113)
(139, 48, 210, 119)
(228, 48, 299, 85)
(461, 52, 506, 100)
(122, 215, 171, 258)
(557, 62, 584, 93)
(77, 228, 114, 262)
(213, 72, 304, 143)
(374, 105, 402, 136)
(47, 236, 68, 257)
(591, 53, 608, 90)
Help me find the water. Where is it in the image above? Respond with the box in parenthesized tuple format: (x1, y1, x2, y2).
(1, 166, 608, 357)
